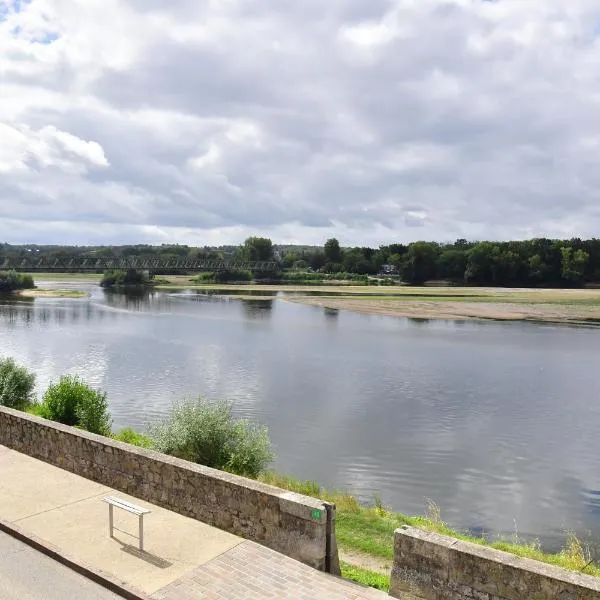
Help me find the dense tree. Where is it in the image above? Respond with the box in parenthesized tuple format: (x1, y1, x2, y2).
(6, 237, 600, 287)
(324, 238, 342, 264)
(402, 242, 439, 285)
(242, 237, 274, 262)
(437, 250, 468, 281)
(561, 247, 589, 285)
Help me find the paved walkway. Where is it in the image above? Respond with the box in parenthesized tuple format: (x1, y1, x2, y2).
(0, 531, 121, 600)
(0, 446, 388, 599)
(153, 541, 386, 600)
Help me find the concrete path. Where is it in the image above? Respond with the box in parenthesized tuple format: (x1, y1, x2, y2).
(0, 445, 388, 599)
(0, 531, 121, 600)
(0, 445, 242, 595)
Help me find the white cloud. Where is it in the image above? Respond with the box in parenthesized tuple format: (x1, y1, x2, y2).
(2, 0, 600, 245)
(0, 123, 108, 174)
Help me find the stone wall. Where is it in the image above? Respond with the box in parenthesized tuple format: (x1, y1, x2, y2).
(0, 407, 339, 573)
(389, 526, 600, 599)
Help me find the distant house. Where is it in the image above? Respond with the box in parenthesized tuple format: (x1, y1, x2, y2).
(380, 264, 398, 275)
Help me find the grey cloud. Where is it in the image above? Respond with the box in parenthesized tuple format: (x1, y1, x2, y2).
(3, 0, 600, 244)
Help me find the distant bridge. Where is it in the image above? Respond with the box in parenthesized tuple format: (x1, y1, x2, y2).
(0, 256, 279, 273)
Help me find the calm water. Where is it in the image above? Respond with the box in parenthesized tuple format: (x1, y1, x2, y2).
(2, 283, 600, 552)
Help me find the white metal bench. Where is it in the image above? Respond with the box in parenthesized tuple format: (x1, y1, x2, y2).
(103, 496, 151, 551)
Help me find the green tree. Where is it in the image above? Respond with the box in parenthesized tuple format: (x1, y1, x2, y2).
(465, 242, 498, 284)
(342, 248, 373, 274)
(561, 247, 589, 285)
(243, 237, 274, 262)
(402, 242, 439, 285)
(324, 238, 342, 264)
(0, 358, 36, 409)
(437, 250, 467, 281)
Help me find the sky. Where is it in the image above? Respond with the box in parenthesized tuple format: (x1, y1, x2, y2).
(2, 0, 600, 247)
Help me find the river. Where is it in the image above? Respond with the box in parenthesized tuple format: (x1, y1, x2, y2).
(1, 282, 600, 552)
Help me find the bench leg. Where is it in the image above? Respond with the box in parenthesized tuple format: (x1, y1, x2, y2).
(139, 514, 144, 551)
(109, 504, 114, 538)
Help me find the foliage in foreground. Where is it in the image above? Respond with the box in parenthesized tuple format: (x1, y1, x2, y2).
(259, 472, 600, 578)
(148, 397, 274, 478)
(0, 271, 34, 293)
(0, 358, 36, 409)
(39, 375, 112, 436)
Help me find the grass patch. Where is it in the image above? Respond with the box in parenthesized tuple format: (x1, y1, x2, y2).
(340, 562, 389, 591)
(113, 427, 153, 448)
(24, 404, 46, 417)
(259, 473, 600, 578)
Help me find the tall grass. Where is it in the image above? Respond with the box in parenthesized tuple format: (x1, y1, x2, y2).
(259, 473, 600, 578)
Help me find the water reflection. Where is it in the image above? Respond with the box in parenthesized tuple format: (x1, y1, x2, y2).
(190, 289, 278, 298)
(241, 299, 274, 319)
(408, 317, 431, 326)
(324, 308, 339, 320)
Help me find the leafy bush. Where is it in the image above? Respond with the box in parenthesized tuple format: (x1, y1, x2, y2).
(0, 357, 36, 409)
(0, 271, 35, 293)
(191, 270, 253, 284)
(40, 376, 112, 435)
(192, 272, 215, 282)
(148, 398, 274, 478)
(113, 428, 153, 448)
(100, 269, 149, 288)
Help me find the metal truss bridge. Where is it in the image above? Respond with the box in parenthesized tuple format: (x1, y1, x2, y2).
(0, 256, 279, 273)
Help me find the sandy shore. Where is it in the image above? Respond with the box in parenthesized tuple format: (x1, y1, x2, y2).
(285, 296, 600, 325)
(17, 289, 89, 298)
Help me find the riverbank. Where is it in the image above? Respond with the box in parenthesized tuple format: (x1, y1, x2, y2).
(284, 294, 600, 325)
(155, 280, 600, 326)
(258, 472, 600, 590)
(17, 288, 89, 298)
(19, 272, 600, 323)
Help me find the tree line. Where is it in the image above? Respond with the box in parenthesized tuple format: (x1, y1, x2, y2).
(4, 236, 600, 287)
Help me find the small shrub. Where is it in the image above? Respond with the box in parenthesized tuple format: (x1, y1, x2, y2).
(0, 271, 35, 293)
(40, 375, 112, 435)
(192, 272, 215, 283)
(113, 428, 153, 448)
(0, 357, 36, 409)
(77, 388, 112, 436)
(100, 269, 149, 288)
(213, 269, 252, 283)
(148, 398, 274, 478)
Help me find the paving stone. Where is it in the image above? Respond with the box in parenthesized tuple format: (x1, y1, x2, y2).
(152, 540, 390, 600)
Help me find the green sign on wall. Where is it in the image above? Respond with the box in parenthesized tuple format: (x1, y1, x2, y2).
(311, 509, 322, 521)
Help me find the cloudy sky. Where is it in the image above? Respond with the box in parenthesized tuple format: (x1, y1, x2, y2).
(2, 0, 600, 247)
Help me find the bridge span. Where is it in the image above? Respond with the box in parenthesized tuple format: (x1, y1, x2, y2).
(0, 256, 279, 273)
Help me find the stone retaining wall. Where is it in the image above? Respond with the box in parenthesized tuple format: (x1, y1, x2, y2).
(389, 526, 600, 599)
(0, 407, 339, 573)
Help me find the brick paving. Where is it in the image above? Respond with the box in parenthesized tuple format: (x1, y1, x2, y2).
(152, 540, 388, 600)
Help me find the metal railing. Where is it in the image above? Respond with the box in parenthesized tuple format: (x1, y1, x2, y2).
(0, 256, 279, 273)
